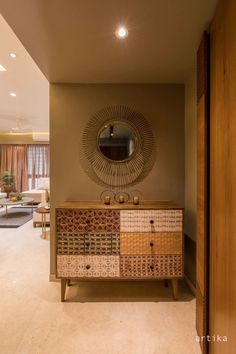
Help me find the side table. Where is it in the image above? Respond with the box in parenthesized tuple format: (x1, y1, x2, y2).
(35, 207, 50, 239)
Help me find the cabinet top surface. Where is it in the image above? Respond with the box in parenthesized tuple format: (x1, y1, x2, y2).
(56, 201, 183, 210)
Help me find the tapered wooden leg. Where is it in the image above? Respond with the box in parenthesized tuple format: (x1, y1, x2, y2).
(171, 278, 178, 300)
(61, 279, 67, 302)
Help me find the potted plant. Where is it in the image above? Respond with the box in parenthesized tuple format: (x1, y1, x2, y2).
(0, 171, 14, 198)
(9, 193, 23, 202)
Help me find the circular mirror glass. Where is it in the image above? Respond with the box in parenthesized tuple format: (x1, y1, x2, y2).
(98, 122, 136, 161)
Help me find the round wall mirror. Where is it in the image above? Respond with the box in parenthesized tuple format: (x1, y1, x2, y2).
(81, 105, 156, 188)
(98, 122, 136, 162)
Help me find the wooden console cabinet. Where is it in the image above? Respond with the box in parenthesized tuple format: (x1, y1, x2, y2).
(55, 202, 184, 301)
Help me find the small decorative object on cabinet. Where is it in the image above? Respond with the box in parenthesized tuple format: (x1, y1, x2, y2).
(56, 201, 183, 301)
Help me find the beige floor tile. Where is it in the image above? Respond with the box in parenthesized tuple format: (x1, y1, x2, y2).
(0, 220, 201, 354)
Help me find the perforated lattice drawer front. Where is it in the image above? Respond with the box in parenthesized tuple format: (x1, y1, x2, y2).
(57, 255, 120, 278)
(120, 255, 183, 278)
(57, 233, 120, 255)
(120, 210, 183, 232)
(57, 233, 84, 255)
(56, 209, 120, 233)
(120, 232, 182, 255)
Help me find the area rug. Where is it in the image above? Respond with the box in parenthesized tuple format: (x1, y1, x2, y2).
(0, 206, 34, 228)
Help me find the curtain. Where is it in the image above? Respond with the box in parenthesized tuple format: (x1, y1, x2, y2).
(0, 144, 50, 192)
(0, 145, 28, 192)
(27, 145, 50, 189)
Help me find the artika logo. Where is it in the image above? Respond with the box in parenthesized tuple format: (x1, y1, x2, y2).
(195, 334, 228, 342)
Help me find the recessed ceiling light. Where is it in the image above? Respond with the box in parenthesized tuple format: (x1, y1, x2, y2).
(116, 26, 128, 39)
(10, 53, 17, 58)
(0, 64, 7, 71)
(9, 92, 16, 97)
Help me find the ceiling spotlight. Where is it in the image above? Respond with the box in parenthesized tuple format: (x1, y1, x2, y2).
(9, 92, 16, 97)
(0, 64, 7, 71)
(116, 26, 128, 39)
(10, 53, 17, 58)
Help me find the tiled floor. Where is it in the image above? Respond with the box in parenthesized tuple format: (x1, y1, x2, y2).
(0, 219, 201, 354)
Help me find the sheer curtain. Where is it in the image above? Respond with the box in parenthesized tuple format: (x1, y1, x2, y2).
(0, 145, 28, 192)
(27, 145, 50, 189)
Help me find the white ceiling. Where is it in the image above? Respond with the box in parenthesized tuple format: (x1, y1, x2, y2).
(0, 0, 218, 83)
(0, 0, 218, 133)
(0, 15, 49, 133)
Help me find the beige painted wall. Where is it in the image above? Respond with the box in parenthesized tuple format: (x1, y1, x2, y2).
(50, 84, 185, 275)
(185, 70, 197, 241)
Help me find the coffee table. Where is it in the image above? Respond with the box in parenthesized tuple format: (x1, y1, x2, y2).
(0, 197, 34, 218)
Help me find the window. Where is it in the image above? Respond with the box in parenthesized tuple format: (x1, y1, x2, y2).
(27, 145, 50, 189)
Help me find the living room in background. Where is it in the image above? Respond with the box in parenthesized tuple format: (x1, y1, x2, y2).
(0, 144, 28, 192)
(0, 144, 50, 193)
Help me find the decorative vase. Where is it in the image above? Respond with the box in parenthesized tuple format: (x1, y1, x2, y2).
(3, 184, 13, 198)
(133, 196, 140, 205)
(45, 189, 50, 203)
(104, 195, 111, 205)
(118, 195, 125, 203)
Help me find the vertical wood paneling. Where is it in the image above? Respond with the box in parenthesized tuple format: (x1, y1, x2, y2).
(196, 32, 210, 354)
(210, 0, 236, 353)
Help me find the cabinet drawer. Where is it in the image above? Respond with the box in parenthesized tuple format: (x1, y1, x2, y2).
(120, 232, 182, 255)
(57, 233, 84, 255)
(120, 255, 182, 277)
(120, 210, 183, 232)
(57, 232, 120, 255)
(56, 209, 120, 233)
(57, 255, 120, 278)
(56, 209, 75, 233)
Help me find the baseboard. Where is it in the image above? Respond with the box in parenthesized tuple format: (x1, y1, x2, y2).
(49, 273, 60, 282)
(184, 274, 196, 296)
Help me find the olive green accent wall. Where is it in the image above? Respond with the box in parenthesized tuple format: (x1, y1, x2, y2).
(50, 84, 185, 275)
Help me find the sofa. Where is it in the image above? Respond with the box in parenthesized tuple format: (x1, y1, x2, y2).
(21, 189, 46, 204)
(22, 177, 50, 228)
(0, 192, 7, 199)
(0, 192, 7, 207)
(22, 177, 50, 204)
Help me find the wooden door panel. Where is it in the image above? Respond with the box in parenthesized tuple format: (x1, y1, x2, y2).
(197, 95, 207, 297)
(196, 32, 209, 354)
(209, 0, 236, 352)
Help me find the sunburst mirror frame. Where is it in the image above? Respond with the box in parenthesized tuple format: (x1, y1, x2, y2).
(81, 105, 156, 189)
